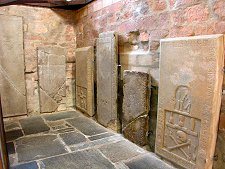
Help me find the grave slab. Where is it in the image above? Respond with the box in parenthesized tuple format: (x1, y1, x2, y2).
(155, 35, 224, 169)
(122, 71, 150, 146)
(38, 46, 66, 113)
(75, 46, 95, 116)
(96, 32, 119, 131)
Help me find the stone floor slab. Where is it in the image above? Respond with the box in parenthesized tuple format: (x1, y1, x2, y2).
(11, 161, 39, 169)
(7, 142, 15, 155)
(19, 116, 50, 135)
(5, 129, 23, 142)
(43, 111, 81, 121)
(124, 153, 175, 169)
(98, 140, 145, 163)
(59, 131, 87, 146)
(41, 149, 116, 169)
(67, 117, 108, 136)
(88, 132, 114, 141)
(16, 134, 67, 162)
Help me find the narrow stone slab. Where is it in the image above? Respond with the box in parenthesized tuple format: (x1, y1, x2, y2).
(125, 153, 175, 169)
(98, 140, 145, 163)
(155, 35, 224, 169)
(7, 142, 15, 155)
(38, 46, 66, 113)
(59, 131, 87, 146)
(19, 116, 50, 135)
(16, 134, 67, 162)
(67, 117, 107, 136)
(88, 132, 114, 141)
(11, 162, 39, 169)
(122, 71, 150, 146)
(5, 129, 23, 142)
(75, 46, 95, 116)
(41, 149, 115, 169)
(43, 111, 82, 121)
(96, 32, 119, 131)
(0, 15, 27, 117)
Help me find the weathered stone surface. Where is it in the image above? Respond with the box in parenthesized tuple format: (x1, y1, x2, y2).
(59, 131, 87, 146)
(88, 132, 114, 141)
(41, 149, 116, 169)
(155, 35, 224, 169)
(16, 134, 67, 162)
(19, 116, 50, 135)
(11, 161, 39, 169)
(122, 71, 150, 146)
(43, 111, 81, 121)
(7, 142, 15, 155)
(66, 79, 75, 108)
(38, 46, 66, 113)
(67, 116, 108, 136)
(0, 15, 27, 117)
(98, 140, 145, 163)
(75, 46, 95, 116)
(125, 153, 175, 169)
(96, 32, 119, 131)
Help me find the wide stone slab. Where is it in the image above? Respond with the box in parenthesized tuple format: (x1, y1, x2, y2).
(38, 46, 66, 113)
(98, 140, 145, 163)
(155, 35, 224, 169)
(19, 116, 50, 135)
(75, 46, 95, 116)
(43, 111, 81, 121)
(125, 153, 175, 169)
(41, 149, 115, 169)
(0, 15, 27, 117)
(122, 71, 150, 146)
(96, 32, 119, 131)
(16, 134, 67, 162)
(67, 116, 107, 136)
(59, 131, 87, 146)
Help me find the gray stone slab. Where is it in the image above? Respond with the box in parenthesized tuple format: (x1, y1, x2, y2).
(4, 122, 20, 131)
(67, 116, 108, 136)
(98, 140, 145, 163)
(16, 134, 67, 162)
(7, 142, 15, 155)
(122, 71, 150, 146)
(5, 129, 23, 142)
(19, 116, 50, 135)
(96, 32, 119, 131)
(11, 161, 39, 169)
(43, 111, 82, 121)
(88, 132, 114, 141)
(155, 35, 224, 169)
(41, 149, 116, 169)
(38, 46, 66, 113)
(0, 15, 27, 117)
(59, 131, 87, 146)
(75, 46, 95, 116)
(124, 153, 175, 169)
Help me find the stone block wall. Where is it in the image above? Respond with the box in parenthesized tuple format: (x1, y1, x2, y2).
(0, 5, 76, 116)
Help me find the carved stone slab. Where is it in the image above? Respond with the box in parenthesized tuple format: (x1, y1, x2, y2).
(96, 32, 119, 131)
(122, 70, 150, 146)
(155, 35, 224, 169)
(0, 15, 27, 117)
(75, 47, 94, 116)
(38, 47, 66, 113)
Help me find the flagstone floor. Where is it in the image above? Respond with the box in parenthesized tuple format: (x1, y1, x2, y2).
(4, 110, 174, 169)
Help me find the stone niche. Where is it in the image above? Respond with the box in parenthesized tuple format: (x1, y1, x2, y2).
(96, 31, 120, 131)
(155, 35, 224, 169)
(75, 46, 95, 117)
(0, 15, 27, 117)
(122, 70, 150, 146)
(37, 46, 66, 113)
